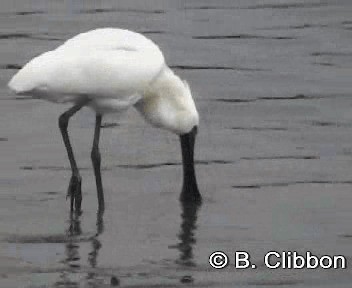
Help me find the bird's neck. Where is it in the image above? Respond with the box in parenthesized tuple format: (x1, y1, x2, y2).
(146, 66, 184, 99)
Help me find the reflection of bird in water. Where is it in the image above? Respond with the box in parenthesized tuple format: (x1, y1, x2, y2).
(175, 201, 201, 284)
(175, 202, 202, 284)
(87, 211, 104, 286)
(55, 212, 82, 287)
(64, 212, 82, 270)
(67, 212, 82, 237)
(88, 211, 104, 268)
(54, 211, 107, 287)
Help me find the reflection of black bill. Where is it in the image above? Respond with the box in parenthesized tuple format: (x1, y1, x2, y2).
(176, 200, 202, 268)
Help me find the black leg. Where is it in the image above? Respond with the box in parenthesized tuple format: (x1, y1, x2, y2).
(58, 98, 89, 212)
(91, 114, 105, 212)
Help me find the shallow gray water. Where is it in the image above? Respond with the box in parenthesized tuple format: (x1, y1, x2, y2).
(1, 0, 352, 287)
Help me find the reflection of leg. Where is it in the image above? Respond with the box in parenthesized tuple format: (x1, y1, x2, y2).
(96, 209, 104, 235)
(67, 211, 82, 236)
(88, 211, 105, 269)
(91, 114, 105, 212)
(61, 212, 81, 287)
(58, 98, 89, 212)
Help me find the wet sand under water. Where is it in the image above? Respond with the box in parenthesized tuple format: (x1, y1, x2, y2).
(1, 0, 352, 287)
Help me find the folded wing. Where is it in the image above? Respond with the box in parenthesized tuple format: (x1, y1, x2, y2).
(8, 28, 165, 102)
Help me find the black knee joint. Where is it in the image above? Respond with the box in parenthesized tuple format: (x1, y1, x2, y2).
(91, 147, 101, 163)
(59, 114, 69, 130)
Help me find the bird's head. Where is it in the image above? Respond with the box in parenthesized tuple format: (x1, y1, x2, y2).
(136, 72, 201, 203)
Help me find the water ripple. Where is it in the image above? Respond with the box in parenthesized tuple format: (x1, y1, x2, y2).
(233, 180, 352, 189)
(0, 32, 62, 41)
(170, 65, 267, 72)
(193, 34, 296, 40)
(79, 8, 165, 14)
(15, 10, 44, 16)
(0, 64, 22, 70)
(231, 127, 288, 131)
(216, 94, 323, 103)
(100, 122, 120, 129)
(19, 160, 234, 171)
(5, 233, 93, 244)
(241, 155, 318, 160)
(245, 2, 328, 10)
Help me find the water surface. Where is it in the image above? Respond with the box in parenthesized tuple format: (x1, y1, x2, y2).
(1, 0, 352, 287)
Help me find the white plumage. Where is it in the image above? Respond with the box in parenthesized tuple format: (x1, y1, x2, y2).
(9, 28, 199, 133)
(8, 28, 201, 211)
(10, 29, 163, 97)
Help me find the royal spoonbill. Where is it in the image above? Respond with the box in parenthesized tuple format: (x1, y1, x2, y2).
(8, 28, 201, 212)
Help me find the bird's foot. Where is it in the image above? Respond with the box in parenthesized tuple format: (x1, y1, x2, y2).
(66, 175, 82, 213)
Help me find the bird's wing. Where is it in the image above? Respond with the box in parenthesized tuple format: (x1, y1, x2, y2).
(8, 28, 165, 100)
(57, 28, 160, 54)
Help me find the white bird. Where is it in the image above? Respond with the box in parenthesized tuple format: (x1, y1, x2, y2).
(8, 28, 201, 212)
